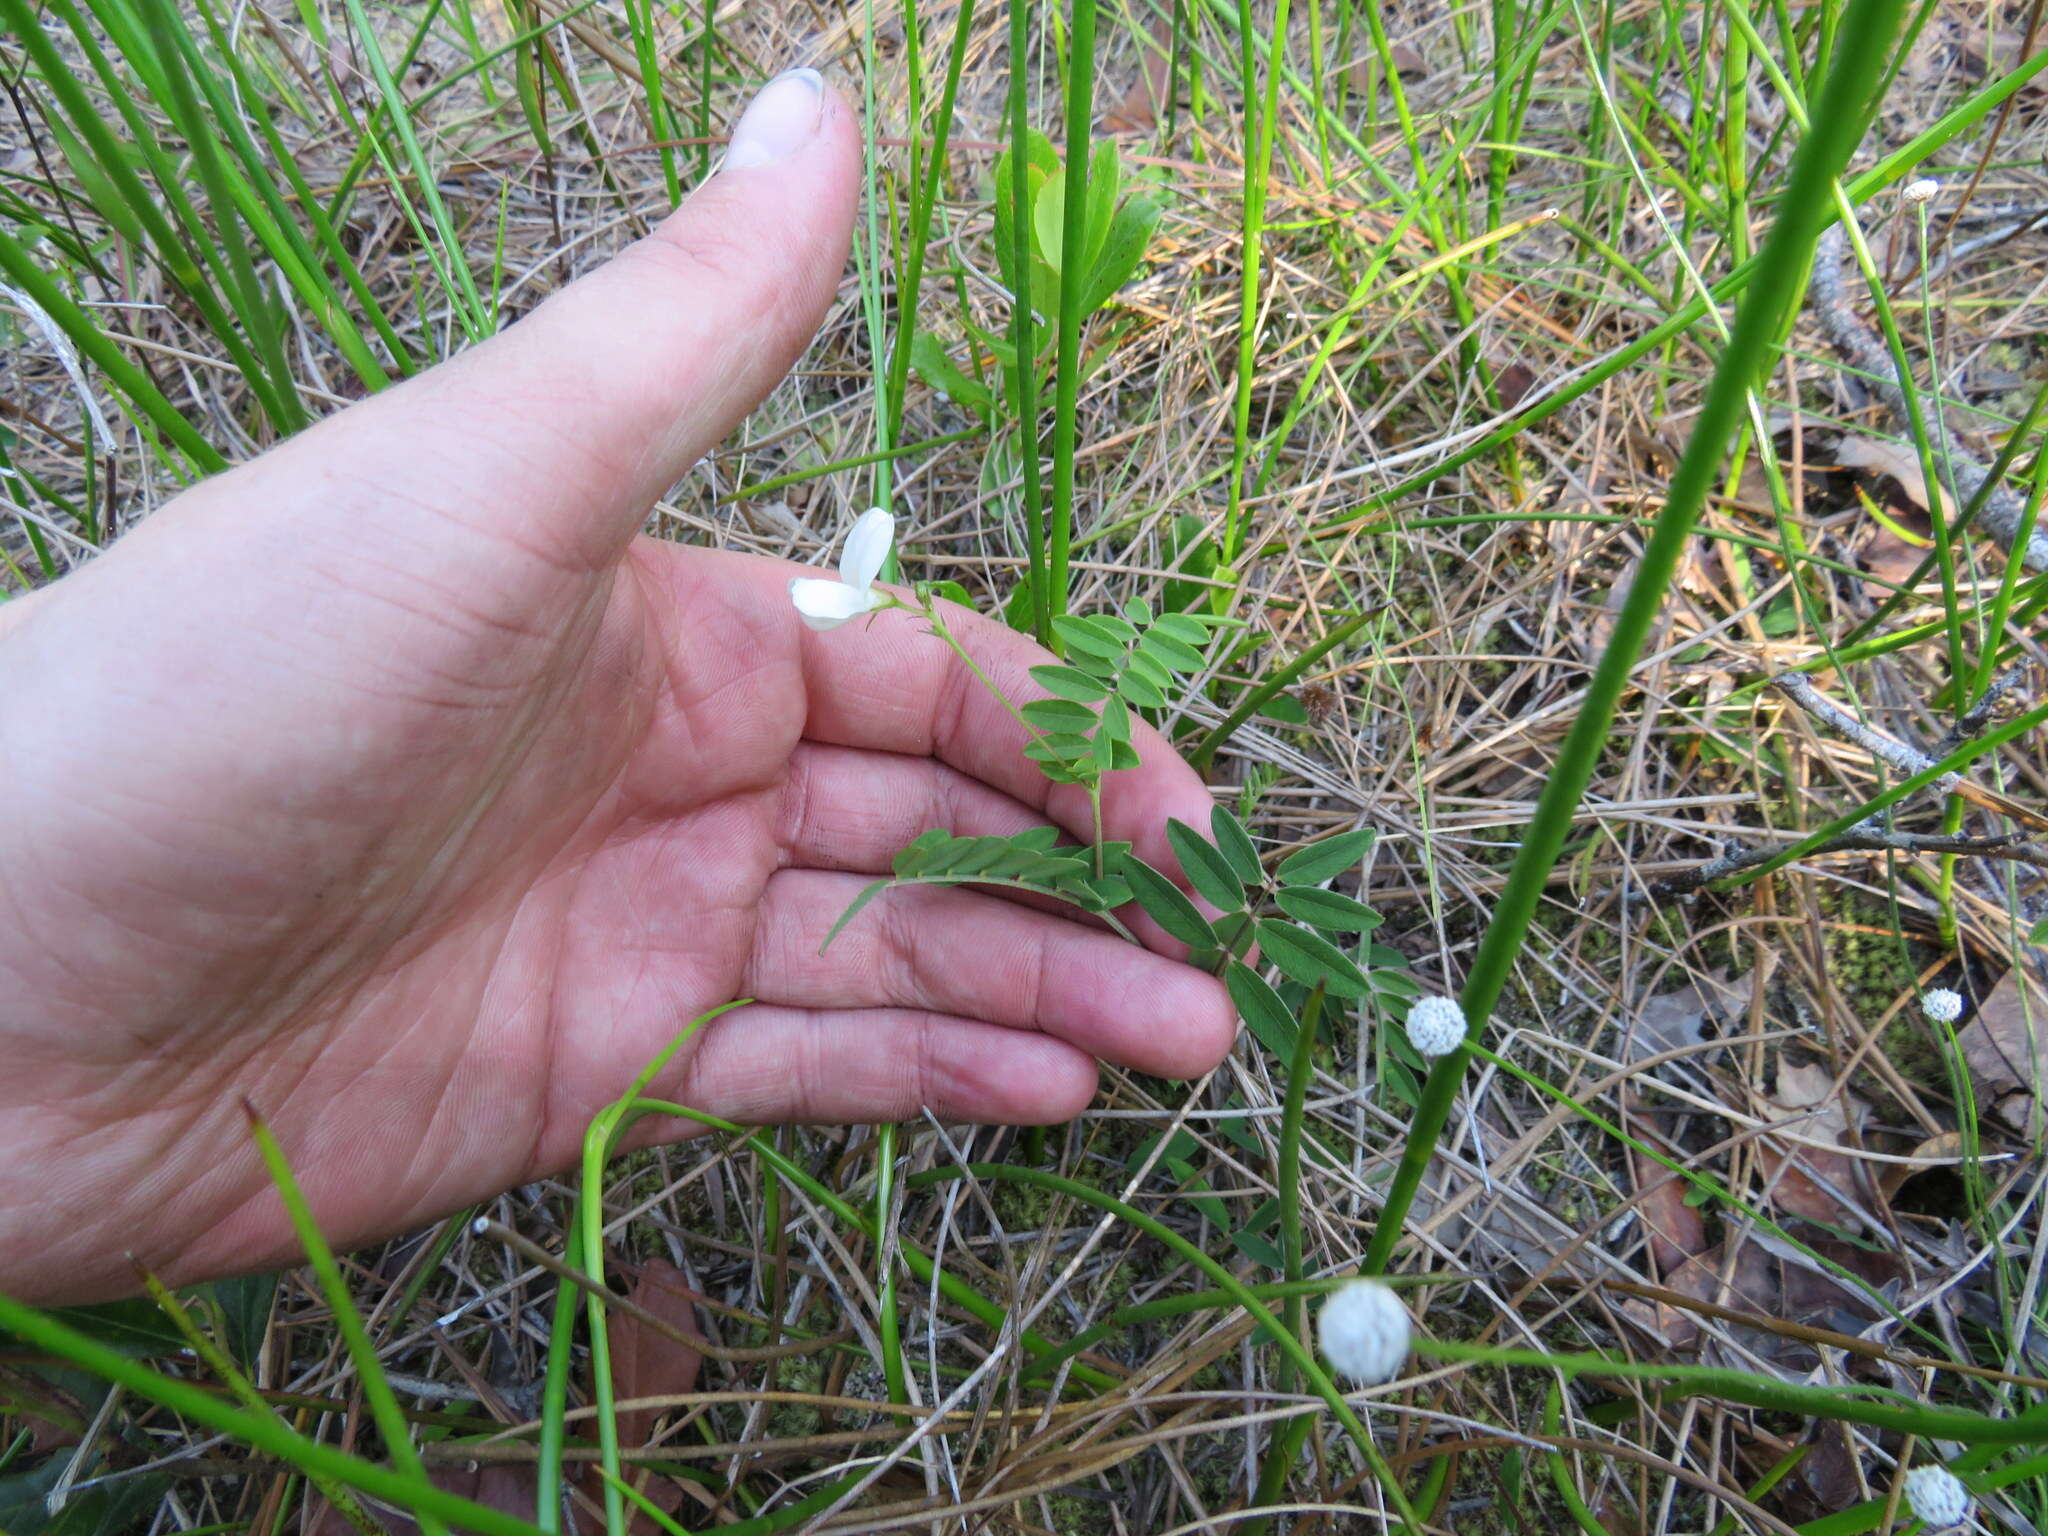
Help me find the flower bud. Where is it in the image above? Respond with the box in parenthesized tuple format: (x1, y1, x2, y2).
(1317, 1278, 1412, 1385)
(1902, 1464, 1971, 1528)
(1902, 178, 1940, 204)
(1405, 996, 1467, 1059)
(1920, 987, 1964, 1024)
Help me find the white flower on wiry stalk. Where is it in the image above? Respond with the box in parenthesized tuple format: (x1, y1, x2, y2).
(1406, 995, 1467, 1059)
(1902, 1464, 1972, 1529)
(1902, 177, 1941, 204)
(1920, 987, 1965, 1024)
(789, 508, 894, 631)
(1317, 1277, 1412, 1385)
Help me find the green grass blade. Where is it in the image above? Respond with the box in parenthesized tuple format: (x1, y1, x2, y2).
(1360, 0, 1916, 1276)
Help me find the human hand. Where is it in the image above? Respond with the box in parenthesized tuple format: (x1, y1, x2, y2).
(0, 71, 1236, 1305)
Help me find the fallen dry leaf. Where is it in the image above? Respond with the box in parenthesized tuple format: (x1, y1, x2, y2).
(1756, 1057, 1875, 1230)
(1836, 435, 1952, 519)
(1954, 959, 2048, 1131)
(1103, 14, 1175, 132)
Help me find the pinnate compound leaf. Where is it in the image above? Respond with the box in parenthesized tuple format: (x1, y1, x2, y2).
(1254, 919, 1371, 997)
(1276, 829, 1377, 885)
(1274, 886, 1382, 933)
(1122, 856, 1213, 947)
(1166, 818, 1245, 911)
(893, 828, 953, 876)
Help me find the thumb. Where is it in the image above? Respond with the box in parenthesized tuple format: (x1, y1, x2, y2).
(162, 68, 860, 572)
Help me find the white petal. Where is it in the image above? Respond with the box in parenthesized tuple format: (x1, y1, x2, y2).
(789, 577, 881, 631)
(838, 507, 895, 592)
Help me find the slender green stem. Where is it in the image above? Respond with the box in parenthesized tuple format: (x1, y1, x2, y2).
(1361, 0, 1914, 1276)
(905, 1163, 1421, 1530)
(882, 0, 978, 452)
(1188, 612, 1374, 770)
(734, 429, 980, 501)
(1008, 0, 1050, 644)
(1223, 0, 1292, 568)
(245, 1115, 450, 1536)
(0, 1296, 547, 1536)
(1048, 0, 1098, 633)
(1243, 985, 1327, 1536)
(875, 1120, 909, 1406)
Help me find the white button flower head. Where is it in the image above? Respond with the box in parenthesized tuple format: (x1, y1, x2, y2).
(1406, 995, 1467, 1059)
(1902, 177, 1941, 205)
(789, 508, 894, 631)
(1317, 1277, 1412, 1385)
(1903, 1464, 1971, 1529)
(1920, 987, 1965, 1024)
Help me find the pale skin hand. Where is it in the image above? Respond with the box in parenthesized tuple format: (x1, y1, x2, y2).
(0, 73, 1235, 1305)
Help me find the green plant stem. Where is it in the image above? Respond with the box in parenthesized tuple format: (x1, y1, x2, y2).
(1047, 0, 1098, 635)
(1223, 0, 1292, 568)
(874, 1120, 909, 1407)
(882, 0, 978, 451)
(1422, 1337, 2048, 1443)
(905, 1163, 1421, 1529)
(244, 1115, 449, 1536)
(1360, 0, 1913, 1276)
(1004, 0, 1050, 645)
(1243, 985, 1326, 1536)
(1288, 45, 2048, 551)
(0, 1295, 547, 1536)
(1187, 612, 1374, 771)
(734, 429, 980, 500)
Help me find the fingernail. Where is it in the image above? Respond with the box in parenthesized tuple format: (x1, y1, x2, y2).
(723, 68, 824, 172)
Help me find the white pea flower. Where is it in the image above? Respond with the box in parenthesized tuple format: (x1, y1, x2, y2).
(1406, 995, 1467, 1059)
(1902, 1464, 1971, 1529)
(1317, 1277, 1412, 1385)
(789, 508, 894, 631)
(1902, 177, 1941, 204)
(1920, 987, 1965, 1024)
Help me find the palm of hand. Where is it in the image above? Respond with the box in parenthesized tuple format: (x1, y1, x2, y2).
(0, 80, 1231, 1304)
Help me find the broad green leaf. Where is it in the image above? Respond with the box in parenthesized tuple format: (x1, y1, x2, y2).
(1225, 960, 1297, 1058)
(924, 834, 1006, 876)
(924, 579, 976, 611)
(1372, 968, 1424, 999)
(1210, 806, 1263, 885)
(1254, 920, 1371, 997)
(1116, 669, 1167, 709)
(1052, 614, 1128, 658)
(1110, 739, 1142, 769)
(1166, 818, 1245, 911)
(1263, 694, 1312, 724)
(1122, 856, 1212, 947)
(1032, 164, 1067, 270)
(1011, 824, 1063, 852)
(908, 332, 993, 422)
(1137, 626, 1206, 673)
(1123, 597, 1154, 626)
(1097, 693, 1133, 742)
(2031, 916, 2048, 946)
(1091, 613, 1139, 642)
(1123, 648, 1172, 690)
(1275, 886, 1382, 933)
(1276, 829, 1378, 885)
(1154, 610, 1215, 645)
(1084, 137, 1120, 274)
(1023, 733, 1092, 766)
(1212, 911, 1259, 960)
(1021, 697, 1099, 731)
(1029, 663, 1111, 703)
(1082, 192, 1163, 314)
